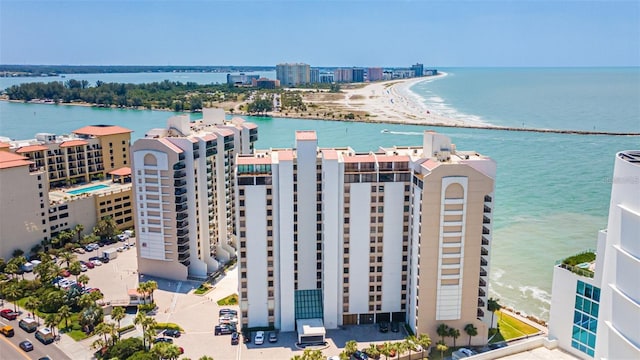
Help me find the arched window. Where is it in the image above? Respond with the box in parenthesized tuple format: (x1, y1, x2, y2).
(144, 153, 157, 166)
(445, 183, 464, 198)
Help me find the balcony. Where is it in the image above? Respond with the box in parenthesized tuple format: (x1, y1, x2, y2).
(178, 252, 190, 261)
(176, 220, 189, 229)
(173, 162, 186, 170)
(482, 226, 490, 235)
(477, 309, 485, 318)
(179, 259, 190, 267)
(480, 258, 488, 266)
(177, 229, 189, 237)
(484, 205, 491, 213)
(478, 299, 485, 307)
(174, 171, 186, 178)
(178, 244, 190, 254)
(479, 268, 487, 277)
(482, 236, 489, 246)
(176, 213, 188, 221)
(177, 235, 189, 245)
(484, 195, 492, 202)
(479, 278, 486, 287)
(479, 288, 486, 297)
(175, 205, 188, 212)
(483, 216, 491, 224)
(175, 195, 188, 204)
(174, 188, 187, 196)
(174, 179, 186, 187)
(481, 247, 489, 256)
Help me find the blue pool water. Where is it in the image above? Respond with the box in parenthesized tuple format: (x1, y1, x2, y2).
(66, 184, 109, 195)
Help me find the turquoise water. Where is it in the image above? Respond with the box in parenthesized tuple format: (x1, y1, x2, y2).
(66, 184, 109, 195)
(1, 68, 638, 319)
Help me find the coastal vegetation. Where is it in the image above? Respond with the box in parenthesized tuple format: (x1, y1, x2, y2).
(0, 64, 272, 76)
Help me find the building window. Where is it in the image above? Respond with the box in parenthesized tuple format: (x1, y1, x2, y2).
(571, 280, 600, 357)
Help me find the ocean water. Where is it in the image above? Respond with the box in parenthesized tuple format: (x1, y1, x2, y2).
(412, 68, 640, 133)
(1, 68, 638, 320)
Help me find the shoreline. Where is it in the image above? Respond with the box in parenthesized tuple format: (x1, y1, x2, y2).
(2, 77, 639, 136)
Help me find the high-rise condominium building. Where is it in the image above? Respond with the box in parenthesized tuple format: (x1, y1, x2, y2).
(548, 150, 640, 359)
(333, 68, 353, 83)
(276, 63, 311, 87)
(131, 109, 257, 280)
(352, 68, 365, 83)
(367, 67, 384, 82)
(411, 63, 424, 77)
(235, 131, 495, 344)
(310, 69, 320, 84)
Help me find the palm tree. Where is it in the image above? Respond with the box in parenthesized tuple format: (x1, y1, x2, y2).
(344, 340, 358, 356)
(59, 251, 76, 268)
(74, 224, 85, 243)
(416, 333, 432, 359)
(464, 323, 478, 347)
(146, 280, 158, 303)
(4, 262, 18, 280)
(111, 306, 126, 331)
(487, 298, 502, 329)
(69, 261, 82, 280)
(365, 343, 380, 359)
(135, 312, 157, 349)
(44, 313, 60, 337)
(380, 342, 394, 360)
(198, 356, 215, 360)
(137, 282, 149, 305)
(91, 337, 106, 353)
(78, 274, 90, 287)
(4, 282, 23, 312)
(59, 305, 72, 330)
(78, 293, 94, 309)
(449, 328, 460, 347)
(94, 322, 112, 345)
(404, 335, 418, 359)
(436, 341, 448, 359)
(24, 296, 41, 324)
(437, 323, 449, 344)
(394, 341, 408, 359)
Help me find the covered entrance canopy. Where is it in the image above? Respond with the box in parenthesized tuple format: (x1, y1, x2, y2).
(296, 318, 326, 345)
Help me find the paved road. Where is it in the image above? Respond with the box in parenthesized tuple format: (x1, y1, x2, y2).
(0, 319, 71, 360)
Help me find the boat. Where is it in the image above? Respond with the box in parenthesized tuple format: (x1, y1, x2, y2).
(381, 129, 390, 133)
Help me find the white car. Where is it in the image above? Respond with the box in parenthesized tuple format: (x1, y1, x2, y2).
(80, 264, 88, 272)
(219, 315, 238, 324)
(91, 259, 103, 266)
(254, 331, 264, 345)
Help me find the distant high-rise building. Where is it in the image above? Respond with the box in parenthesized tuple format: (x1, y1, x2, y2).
(227, 73, 260, 85)
(310, 68, 320, 84)
(319, 73, 334, 83)
(333, 68, 353, 83)
(411, 63, 424, 77)
(132, 109, 258, 280)
(276, 63, 311, 86)
(548, 151, 640, 359)
(236, 131, 495, 345)
(352, 68, 365, 83)
(367, 67, 384, 82)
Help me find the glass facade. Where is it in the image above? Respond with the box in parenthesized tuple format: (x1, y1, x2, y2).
(294, 289, 324, 320)
(571, 280, 600, 357)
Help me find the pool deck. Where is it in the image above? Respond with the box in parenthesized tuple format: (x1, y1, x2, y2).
(49, 179, 131, 203)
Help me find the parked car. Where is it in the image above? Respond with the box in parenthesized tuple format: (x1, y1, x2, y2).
(214, 325, 234, 335)
(80, 264, 88, 272)
(378, 321, 389, 333)
(0, 309, 18, 320)
(162, 329, 181, 338)
(219, 308, 238, 317)
(91, 259, 103, 266)
(81, 260, 95, 269)
(391, 321, 400, 332)
(254, 331, 264, 345)
(350, 350, 369, 360)
(19, 340, 34, 352)
(74, 247, 86, 254)
(219, 315, 238, 324)
(59, 269, 71, 277)
(231, 332, 239, 345)
(153, 337, 173, 344)
(268, 331, 278, 343)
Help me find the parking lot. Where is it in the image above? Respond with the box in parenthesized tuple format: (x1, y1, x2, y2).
(24, 240, 417, 359)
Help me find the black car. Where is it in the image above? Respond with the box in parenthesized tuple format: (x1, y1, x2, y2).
(350, 350, 369, 360)
(163, 329, 181, 338)
(378, 321, 389, 333)
(231, 331, 239, 345)
(214, 325, 234, 335)
(19, 340, 34, 352)
(219, 308, 238, 317)
(153, 337, 173, 344)
(390, 321, 400, 332)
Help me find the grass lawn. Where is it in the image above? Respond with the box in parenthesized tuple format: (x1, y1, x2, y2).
(193, 283, 212, 295)
(496, 311, 540, 340)
(216, 293, 239, 306)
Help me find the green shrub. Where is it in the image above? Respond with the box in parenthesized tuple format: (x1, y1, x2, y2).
(117, 324, 135, 334)
(217, 293, 239, 306)
(137, 303, 156, 312)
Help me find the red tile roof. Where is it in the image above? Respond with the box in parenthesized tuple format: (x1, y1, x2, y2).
(376, 154, 410, 162)
(199, 134, 217, 142)
(15, 145, 48, 153)
(343, 154, 376, 163)
(0, 152, 33, 169)
(109, 167, 131, 176)
(278, 150, 295, 161)
(0, 142, 10, 149)
(243, 123, 258, 129)
(214, 129, 234, 137)
(158, 138, 183, 154)
(60, 140, 88, 148)
(73, 125, 132, 136)
(322, 149, 338, 160)
(422, 159, 441, 171)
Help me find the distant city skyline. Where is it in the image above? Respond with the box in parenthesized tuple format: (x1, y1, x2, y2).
(1, 1, 639, 67)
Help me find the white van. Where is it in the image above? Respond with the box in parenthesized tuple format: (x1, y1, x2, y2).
(35, 327, 55, 344)
(21, 262, 34, 272)
(18, 318, 38, 333)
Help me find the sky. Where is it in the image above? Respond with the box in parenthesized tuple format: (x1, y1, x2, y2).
(1, 0, 639, 67)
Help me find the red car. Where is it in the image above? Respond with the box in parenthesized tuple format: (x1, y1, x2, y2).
(59, 269, 71, 277)
(81, 260, 95, 269)
(0, 309, 18, 320)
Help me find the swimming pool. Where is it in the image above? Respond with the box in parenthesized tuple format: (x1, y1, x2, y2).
(66, 184, 109, 195)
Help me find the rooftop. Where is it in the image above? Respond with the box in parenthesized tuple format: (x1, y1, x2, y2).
(48, 180, 132, 204)
(618, 150, 640, 165)
(73, 125, 133, 137)
(557, 250, 596, 278)
(0, 151, 33, 169)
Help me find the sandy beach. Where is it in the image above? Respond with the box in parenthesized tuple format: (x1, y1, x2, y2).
(332, 72, 487, 127)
